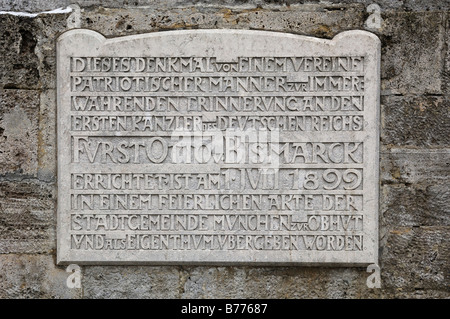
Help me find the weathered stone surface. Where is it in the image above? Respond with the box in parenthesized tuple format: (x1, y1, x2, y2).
(0, 12, 69, 90)
(0, 89, 40, 175)
(444, 13, 450, 95)
(380, 289, 449, 298)
(380, 12, 445, 95)
(81, 5, 365, 38)
(0, 254, 81, 298)
(178, 266, 376, 298)
(381, 226, 449, 291)
(82, 266, 181, 298)
(1, 0, 448, 13)
(80, 263, 450, 298)
(0, 15, 40, 89)
(84, 265, 371, 299)
(399, 0, 450, 11)
(381, 95, 450, 147)
(244, 7, 364, 38)
(34, 14, 70, 90)
(381, 184, 450, 228)
(37, 90, 57, 182)
(0, 180, 55, 254)
(380, 148, 450, 185)
(379, 148, 450, 228)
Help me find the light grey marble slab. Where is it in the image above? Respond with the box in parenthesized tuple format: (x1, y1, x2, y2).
(57, 29, 380, 265)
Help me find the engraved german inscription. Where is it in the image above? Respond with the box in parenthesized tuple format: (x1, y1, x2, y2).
(57, 30, 380, 265)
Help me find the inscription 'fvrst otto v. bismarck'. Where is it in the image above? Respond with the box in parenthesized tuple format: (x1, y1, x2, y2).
(57, 29, 380, 265)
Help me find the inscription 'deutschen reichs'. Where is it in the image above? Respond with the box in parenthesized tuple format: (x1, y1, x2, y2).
(57, 29, 380, 265)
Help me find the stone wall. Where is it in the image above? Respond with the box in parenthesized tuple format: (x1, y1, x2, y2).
(0, 0, 448, 299)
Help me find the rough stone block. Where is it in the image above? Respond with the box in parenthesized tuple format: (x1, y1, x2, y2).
(0, 254, 81, 298)
(444, 13, 449, 95)
(37, 90, 57, 182)
(1, 1, 448, 13)
(0, 89, 40, 175)
(233, 6, 364, 38)
(0, 11, 70, 90)
(381, 226, 449, 291)
(380, 148, 450, 227)
(381, 95, 450, 147)
(81, 263, 450, 298)
(0, 180, 55, 254)
(82, 266, 181, 298)
(380, 148, 450, 185)
(180, 267, 248, 298)
(34, 13, 71, 90)
(380, 12, 445, 95)
(82, 265, 380, 299)
(0, 15, 40, 89)
(80, 5, 365, 38)
(178, 266, 414, 298)
(381, 183, 450, 228)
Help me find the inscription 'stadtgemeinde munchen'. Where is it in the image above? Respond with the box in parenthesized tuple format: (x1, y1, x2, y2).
(57, 29, 380, 265)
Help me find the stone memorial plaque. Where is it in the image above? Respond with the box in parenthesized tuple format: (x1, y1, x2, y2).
(57, 29, 380, 265)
